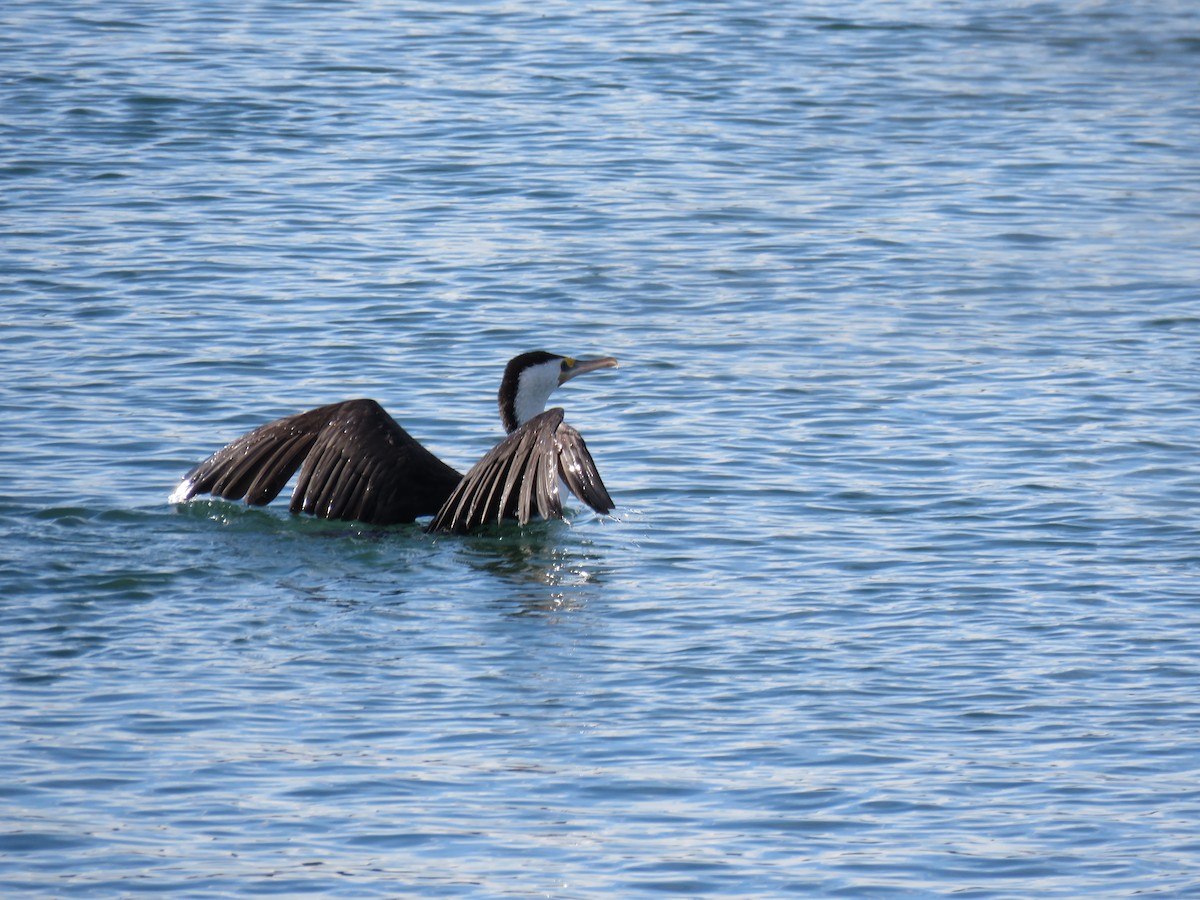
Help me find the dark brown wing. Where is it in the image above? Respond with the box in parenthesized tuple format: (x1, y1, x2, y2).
(426, 408, 614, 534)
(170, 399, 463, 526)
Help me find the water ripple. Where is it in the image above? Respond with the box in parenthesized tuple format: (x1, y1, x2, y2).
(3, 0, 1200, 896)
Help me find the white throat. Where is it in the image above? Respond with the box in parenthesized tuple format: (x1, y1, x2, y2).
(513, 360, 562, 427)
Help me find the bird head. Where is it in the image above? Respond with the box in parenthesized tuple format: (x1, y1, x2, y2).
(499, 351, 619, 433)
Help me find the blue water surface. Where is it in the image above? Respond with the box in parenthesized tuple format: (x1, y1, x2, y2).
(3, 1, 1200, 896)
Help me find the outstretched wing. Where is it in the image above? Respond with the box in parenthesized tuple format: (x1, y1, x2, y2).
(426, 408, 614, 534)
(170, 399, 463, 525)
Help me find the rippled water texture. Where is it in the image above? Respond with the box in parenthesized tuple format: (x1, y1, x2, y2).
(3, 1, 1200, 896)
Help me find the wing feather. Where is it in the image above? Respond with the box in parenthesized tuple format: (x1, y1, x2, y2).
(535, 426, 562, 521)
(426, 408, 613, 534)
(313, 451, 352, 518)
(499, 425, 540, 525)
(476, 442, 517, 525)
(243, 432, 317, 505)
(515, 429, 541, 526)
(555, 422, 614, 514)
(171, 399, 462, 526)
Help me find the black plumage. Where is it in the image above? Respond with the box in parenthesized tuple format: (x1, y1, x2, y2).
(170, 353, 616, 534)
(428, 408, 613, 534)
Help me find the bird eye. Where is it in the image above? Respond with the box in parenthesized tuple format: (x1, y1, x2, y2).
(561, 357, 575, 369)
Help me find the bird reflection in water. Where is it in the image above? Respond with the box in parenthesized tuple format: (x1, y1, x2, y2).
(454, 525, 610, 614)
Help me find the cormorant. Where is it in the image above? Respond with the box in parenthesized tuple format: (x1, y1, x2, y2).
(168, 351, 618, 534)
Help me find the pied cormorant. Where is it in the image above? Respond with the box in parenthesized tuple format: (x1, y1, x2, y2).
(169, 351, 618, 534)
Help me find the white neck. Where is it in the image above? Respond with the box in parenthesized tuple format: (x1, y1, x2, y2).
(512, 360, 562, 428)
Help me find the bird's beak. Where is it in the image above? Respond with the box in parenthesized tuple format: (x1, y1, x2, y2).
(559, 356, 618, 386)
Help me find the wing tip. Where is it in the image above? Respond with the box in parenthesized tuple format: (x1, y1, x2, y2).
(168, 478, 195, 505)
